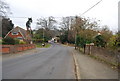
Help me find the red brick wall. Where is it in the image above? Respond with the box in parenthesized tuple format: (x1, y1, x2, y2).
(2, 44, 36, 54)
(17, 47, 23, 52)
(2, 47, 10, 53)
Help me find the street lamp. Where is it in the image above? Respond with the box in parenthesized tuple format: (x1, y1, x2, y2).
(42, 27, 45, 47)
(75, 33, 77, 49)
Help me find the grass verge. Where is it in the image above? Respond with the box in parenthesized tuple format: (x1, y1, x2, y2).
(36, 43, 51, 48)
(89, 54, 118, 69)
(76, 48, 118, 70)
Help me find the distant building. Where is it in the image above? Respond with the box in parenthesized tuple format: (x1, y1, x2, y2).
(5, 26, 32, 44)
(52, 36, 60, 43)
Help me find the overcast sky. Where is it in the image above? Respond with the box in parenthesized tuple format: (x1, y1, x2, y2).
(5, 0, 119, 33)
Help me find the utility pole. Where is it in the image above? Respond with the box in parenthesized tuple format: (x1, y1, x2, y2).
(0, 16, 2, 31)
(118, 1, 120, 33)
(42, 27, 45, 47)
(118, 2, 120, 80)
(43, 28, 44, 43)
(75, 16, 78, 50)
(0, 16, 3, 81)
(74, 31, 76, 50)
(0, 16, 3, 37)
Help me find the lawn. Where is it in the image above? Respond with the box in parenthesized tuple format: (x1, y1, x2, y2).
(36, 43, 51, 48)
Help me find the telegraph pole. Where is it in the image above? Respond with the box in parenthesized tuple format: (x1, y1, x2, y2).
(43, 28, 44, 43)
(0, 16, 3, 81)
(0, 16, 2, 37)
(118, 2, 120, 80)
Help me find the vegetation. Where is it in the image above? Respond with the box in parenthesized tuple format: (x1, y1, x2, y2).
(14, 38, 20, 44)
(2, 37, 27, 45)
(2, 37, 15, 45)
(33, 17, 60, 44)
(58, 16, 118, 51)
(2, 18, 14, 38)
(0, 0, 118, 51)
(36, 43, 51, 48)
(0, 0, 14, 38)
(94, 34, 106, 47)
(0, 0, 11, 16)
(19, 40, 26, 44)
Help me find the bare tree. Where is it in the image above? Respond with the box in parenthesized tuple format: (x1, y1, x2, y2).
(37, 16, 56, 30)
(36, 16, 57, 40)
(60, 17, 70, 31)
(0, 0, 11, 16)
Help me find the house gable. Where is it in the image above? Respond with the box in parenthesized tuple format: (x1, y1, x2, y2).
(7, 32, 24, 39)
(4, 26, 32, 41)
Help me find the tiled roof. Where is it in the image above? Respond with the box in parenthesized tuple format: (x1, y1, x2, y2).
(10, 26, 31, 40)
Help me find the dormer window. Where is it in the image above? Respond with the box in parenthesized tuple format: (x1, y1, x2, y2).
(12, 32, 18, 35)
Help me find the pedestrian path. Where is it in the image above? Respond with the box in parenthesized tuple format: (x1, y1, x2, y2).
(73, 50, 118, 79)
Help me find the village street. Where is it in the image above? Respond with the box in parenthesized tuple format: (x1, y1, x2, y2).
(2, 43, 118, 79)
(2, 44, 75, 79)
(0, 0, 119, 80)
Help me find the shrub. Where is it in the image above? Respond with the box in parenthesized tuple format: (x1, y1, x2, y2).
(76, 35, 86, 48)
(14, 38, 20, 44)
(19, 40, 26, 44)
(94, 35, 106, 47)
(2, 37, 15, 45)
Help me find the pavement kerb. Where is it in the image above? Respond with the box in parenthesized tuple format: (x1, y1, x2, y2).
(72, 50, 81, 80)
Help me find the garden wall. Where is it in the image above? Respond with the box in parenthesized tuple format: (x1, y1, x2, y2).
(0, 44, 36, 54)
(85, 45, 120, 66)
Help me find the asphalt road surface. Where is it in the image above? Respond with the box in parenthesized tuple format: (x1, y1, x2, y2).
(2, 44, 75, 79)
(2, 43, 118, 80)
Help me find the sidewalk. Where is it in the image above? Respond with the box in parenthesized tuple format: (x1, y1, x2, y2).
(73, 49, 118, 79)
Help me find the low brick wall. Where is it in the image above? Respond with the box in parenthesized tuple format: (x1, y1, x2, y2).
(85, 45, 119, 66)
(1, 44, 36, 54)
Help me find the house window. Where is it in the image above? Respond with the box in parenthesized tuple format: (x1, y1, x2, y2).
(12, 32, 18, 35)
(17, 37, 23, 40)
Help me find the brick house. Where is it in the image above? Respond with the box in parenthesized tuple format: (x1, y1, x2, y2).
(4, 26, 32, 44)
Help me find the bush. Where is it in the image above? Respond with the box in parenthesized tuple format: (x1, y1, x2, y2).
(76, 35, 86, 48)
(2, 37, 15, 45)
(33, 39, 43, 43)
(19, 40, 26, 44)
(14, 38, 20, 44)
(94, 35, 106, 47)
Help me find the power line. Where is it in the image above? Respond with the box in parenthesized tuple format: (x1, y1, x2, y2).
(7, 16, 76, 19)
(81, 0, 102, 16)
(8, 16, 28, 18)
(7, 16, 63, 19)
(2, 0, 102, 19)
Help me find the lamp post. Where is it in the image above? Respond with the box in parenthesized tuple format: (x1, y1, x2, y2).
(75, 33, 77, 49)
(0, 16, 2, 37)
(43, 28, 44, 43)
(42, 27, 45, 47)
(75, 16, 78, 50)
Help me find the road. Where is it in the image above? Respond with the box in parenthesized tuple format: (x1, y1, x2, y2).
(2, 44, 75, 79)
(2, 43, 118, 80)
